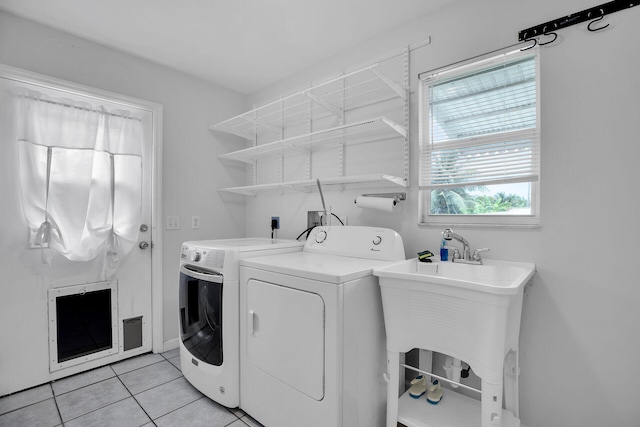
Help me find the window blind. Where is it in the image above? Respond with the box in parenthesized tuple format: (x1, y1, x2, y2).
(419, 53, 539, 190)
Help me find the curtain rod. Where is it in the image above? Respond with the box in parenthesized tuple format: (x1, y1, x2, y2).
(518, 0, 639, 41)
(15, 94, 142, 121)
(417, 42, 527, 80)
(19, 140, 142, 157)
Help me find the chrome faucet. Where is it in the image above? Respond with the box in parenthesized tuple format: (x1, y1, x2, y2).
(442, 228, 489, 264)
(443, 228, 471, 261)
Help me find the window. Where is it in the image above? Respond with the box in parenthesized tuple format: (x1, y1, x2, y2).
(418, 48, 540, 227)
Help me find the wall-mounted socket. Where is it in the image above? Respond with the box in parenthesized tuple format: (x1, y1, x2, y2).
(271, 216, 280, 229)
(192, 216, 200, 229)
(307, 211, 324, 229)
(166, 216, 180, 230)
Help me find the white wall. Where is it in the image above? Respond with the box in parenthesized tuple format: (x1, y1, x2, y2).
(0, 10, 246, 389)
(244, 1, 640, 426)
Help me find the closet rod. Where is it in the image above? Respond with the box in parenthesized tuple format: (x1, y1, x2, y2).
(518, 0, 639, 41)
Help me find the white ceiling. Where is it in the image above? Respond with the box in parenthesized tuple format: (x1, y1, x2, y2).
(0, 0, 453, 94)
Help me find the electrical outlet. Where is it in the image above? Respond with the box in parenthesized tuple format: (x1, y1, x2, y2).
(307, 211, 323, 229)
(192, 216, 200, 229)
(166, 216, 180, 230)
(271, 216, 280, 229)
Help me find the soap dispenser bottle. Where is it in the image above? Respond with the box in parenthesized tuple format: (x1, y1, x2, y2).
(440, 237, 448, 261)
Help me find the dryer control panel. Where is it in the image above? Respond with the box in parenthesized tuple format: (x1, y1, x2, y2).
(181, 244, 226, 271)
(305, 226, 405, 261)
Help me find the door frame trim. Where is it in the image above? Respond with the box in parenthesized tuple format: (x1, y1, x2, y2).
(0, 62, 165, 353)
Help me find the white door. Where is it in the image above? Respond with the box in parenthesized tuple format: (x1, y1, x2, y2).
(0, 66, 156, 394)
(246, 279, 325, 400)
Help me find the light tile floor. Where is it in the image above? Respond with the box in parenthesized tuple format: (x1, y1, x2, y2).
(0, 350, 264, 427)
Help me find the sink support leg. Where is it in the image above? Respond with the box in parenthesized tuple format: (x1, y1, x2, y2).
(503, 348, 520, 416)
(481, 379, 503, 427)
(386, 350, 400, 427)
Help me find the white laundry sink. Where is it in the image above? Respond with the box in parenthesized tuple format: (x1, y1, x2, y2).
(375, 258, 535, 427)
(373, 258, 535, 384)
(375, 258, 535, 296)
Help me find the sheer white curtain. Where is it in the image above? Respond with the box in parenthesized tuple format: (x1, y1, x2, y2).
(14, 87, 143, 277)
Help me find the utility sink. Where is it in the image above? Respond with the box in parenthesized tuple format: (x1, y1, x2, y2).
(373, 257, 535, 393)
(375, 258, 535, 427)
(375, 258, 535, 296)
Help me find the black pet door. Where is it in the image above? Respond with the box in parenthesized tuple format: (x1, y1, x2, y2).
(48, 281, 118, 371)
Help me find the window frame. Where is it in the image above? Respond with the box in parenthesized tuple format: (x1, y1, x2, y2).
(418, 47, 541, 228)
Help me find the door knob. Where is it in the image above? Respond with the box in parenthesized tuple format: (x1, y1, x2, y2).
(139, 241, 150, 250)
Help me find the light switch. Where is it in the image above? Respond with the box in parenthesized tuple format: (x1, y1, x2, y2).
(166, 216, 180, 230)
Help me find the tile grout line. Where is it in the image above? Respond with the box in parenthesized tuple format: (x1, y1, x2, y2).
(0, 397, 51, 419)
(0, 384, 67, 424)
(59, 395, 132, 425)
(50, 383, 65, 426)
(55, 357, 162, 424)
(149, 396, 211, 424)
(113, 373, 155, 427)
(1, 352, 182, 426)
(118, 365, 183, 396)
(56, 366, 134, 424)
(125, 352, 242, 425)
(0, 383, 55, 416)
(52, 357, 159, 398)
(229, 416, 249, 427)
(116, 358, 195, 423)
(112, 355, 167, 376)
(154, 351, 245, 426)
(52, 374, 117, 398)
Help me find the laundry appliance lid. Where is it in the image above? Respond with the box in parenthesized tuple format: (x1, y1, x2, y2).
(240, 252, 394, 284)
(183, 238, 303, 251)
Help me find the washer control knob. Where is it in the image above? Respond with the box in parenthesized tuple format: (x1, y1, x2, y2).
(189, 250, 201, 262)
(315, 230, 327, 244)
(373, 235, 382, 245)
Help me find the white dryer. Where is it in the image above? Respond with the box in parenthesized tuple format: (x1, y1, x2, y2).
(239, 226, 405, 427)
(178, 238, 303, 408)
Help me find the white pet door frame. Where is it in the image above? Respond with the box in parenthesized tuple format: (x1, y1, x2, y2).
(48, 281, 118, 372)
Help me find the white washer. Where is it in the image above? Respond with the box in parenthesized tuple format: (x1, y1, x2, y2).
(178, 238, 303, 408)
(239, 226, 405, 427)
